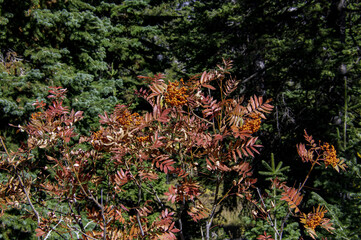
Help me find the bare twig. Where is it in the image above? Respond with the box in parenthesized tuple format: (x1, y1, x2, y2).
(101, 189, 106, 240)
(205, 174, 221, 240)
(68, 201, 85, 232)
(44, 217, 67, 240)
(67, 225, 99, 240)
(1, 137, 41, 225)
(137, 187, 145, 237)
(256, 188, 280, 236)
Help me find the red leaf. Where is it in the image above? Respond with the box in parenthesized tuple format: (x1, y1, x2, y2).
(202, 84, 216, 90)
(35, 228, 46, 237)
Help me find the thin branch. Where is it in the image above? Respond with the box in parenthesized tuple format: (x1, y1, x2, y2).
(206, 174, 221, 240)
(279, 208, 292, 240)
(137, 187, 145, 237)
(178, 218, 185, 240)
(191, 109, 213, 125)
(68, 201, 85, 232)
(101, 189, 106, 240)
(241, 72, 259, 84)
(18, 175, 42, 231)
(343, 75, 348, 149)
(256, 188, 280, 236)
(146, 183, 176, 211)
(44, 217, 67, 240)
(67, 225, 99, 240)
(1, 137, 41, 227)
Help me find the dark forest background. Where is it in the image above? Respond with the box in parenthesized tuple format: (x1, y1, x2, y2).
(1, 0, 360, 239)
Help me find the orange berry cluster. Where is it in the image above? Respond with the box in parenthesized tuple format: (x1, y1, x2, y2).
(164, 79, 189, 107)
(300, 206, 327, 230)
(239, 114, 261, 133)
(136, 136, 150, 142)
(134, 114, 143, 126)
(91, 129, 107, 150)
(92, 129, 103, 140)
(31, 111, 42, 120)
(117, 111, 141, 127)
(321, 143, 340, 169)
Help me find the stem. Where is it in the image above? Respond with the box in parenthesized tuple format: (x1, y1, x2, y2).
(279, 209, 292, 239)
(280, 156, 320, 238)
(273, 180, 278, 240)
(191, 109, 213, 124)
(216, 185, 233, 206)
(67, 225, 99, 240)
(16, 171, 41, 225)
(178, 195, 186, 240)
(71, 162, 106, 239)
(101, 189, 106, 240)
(0, 138, 41, 236)
(68, 201, 84, 232)
(44, 217, 66, 240)
(146, 183, 173, 211)
(275, 217, 278, 240)
(343, 75, 348, 149)
(124, 161, 145, 237)
(206, 174, 221, 240)
(299, 160, 317, 191)
(208, 89, 217, 133)
(137, 187, 145, 237)
(256, 188, 279, 236)
(178, 218, 185, 240)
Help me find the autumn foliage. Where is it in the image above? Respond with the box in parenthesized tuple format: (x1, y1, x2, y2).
(0, 60, 346, 239)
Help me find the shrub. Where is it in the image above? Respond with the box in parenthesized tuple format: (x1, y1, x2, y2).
(0, 60, 345, 239)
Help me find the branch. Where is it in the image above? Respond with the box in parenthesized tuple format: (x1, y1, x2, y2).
(191, 109, 213, 125)
(101, 189, 106, 240)
(256, 188, 280, 236)
(68, 201, 85, 232)
(17, 172, 41, 225)
(206, 174, 221, 240)
(241, 72, 259, 84)
(137, 187, 145, 237)
(67, 225, 99, 240)
(0, 137, 41, 227)
(44, 217, 67, 240)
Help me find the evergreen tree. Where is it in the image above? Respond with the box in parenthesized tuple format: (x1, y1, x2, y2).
(0, 0, 177, 143)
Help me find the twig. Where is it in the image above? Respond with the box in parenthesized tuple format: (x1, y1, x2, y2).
(68, 225, 99, 240)
(101, 189, 106, 240)
(343, 75, 348, 149)
(256, 188, 280, 236)
(206, 174, 221, 240)
(17, 170, 41, 227)
(44, 217, 66, 240)
(137, 187, 145, 237)
(242, 72, 259, 84)
(68, 201, 85, 232)
(191, 109, 213, 125)
(1, 138, 41, 225)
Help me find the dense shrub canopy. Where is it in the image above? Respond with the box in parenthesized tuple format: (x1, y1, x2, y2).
(1, 0, 361, 239)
